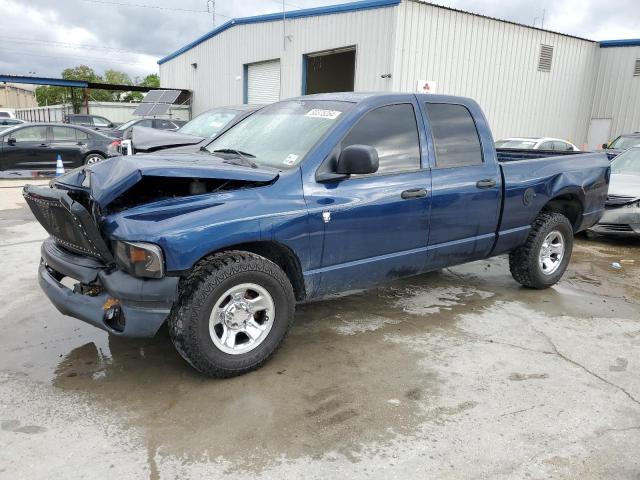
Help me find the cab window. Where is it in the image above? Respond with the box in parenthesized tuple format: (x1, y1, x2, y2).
(342, 103, 421, 175)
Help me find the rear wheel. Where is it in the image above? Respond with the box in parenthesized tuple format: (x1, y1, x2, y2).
(84, 153, 105, 165)
(168, 251, 295, 377)
(509, 212, 574, 289)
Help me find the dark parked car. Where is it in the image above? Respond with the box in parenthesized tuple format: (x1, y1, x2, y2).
(109, 118, 185, 139)
(24, 93, 610, 377)
(602, 132, 640, 159)
(63, 114, 119, 134)
(0, 123, 113, 174)
(112, 105, 260, 156)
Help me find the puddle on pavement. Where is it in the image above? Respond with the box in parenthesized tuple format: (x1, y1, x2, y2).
(4, 232, 639, 474)
(48, 271, 501, 473)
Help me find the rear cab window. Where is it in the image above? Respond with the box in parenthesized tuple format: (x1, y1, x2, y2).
(425, 103, 483, 168)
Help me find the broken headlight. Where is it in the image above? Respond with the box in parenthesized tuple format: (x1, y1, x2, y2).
(114, 241, 164, 278)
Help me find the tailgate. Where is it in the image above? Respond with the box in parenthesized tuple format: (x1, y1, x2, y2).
(23, 185, 113, 262)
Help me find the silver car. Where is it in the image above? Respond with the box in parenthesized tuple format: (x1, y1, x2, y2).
(590, 146, 640, 236)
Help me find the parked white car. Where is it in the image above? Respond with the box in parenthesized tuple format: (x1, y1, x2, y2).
(0, 108, 16, 119)
(495, 137, 580, 152)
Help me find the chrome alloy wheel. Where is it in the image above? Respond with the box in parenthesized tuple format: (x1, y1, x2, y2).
(209, 283, 275, 355)
(85, 154, 103, 164)
(538, 230, 565, 275)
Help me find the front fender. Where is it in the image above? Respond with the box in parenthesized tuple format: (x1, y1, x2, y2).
(101, 173, 310, 272)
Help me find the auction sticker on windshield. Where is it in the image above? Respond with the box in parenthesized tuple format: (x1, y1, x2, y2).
(305, 109, 342, 120)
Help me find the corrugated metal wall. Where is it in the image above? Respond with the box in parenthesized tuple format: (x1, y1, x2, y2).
(392, 0, 600, 145)
(160, 6, 397, 115)
(591, 46, 640, 141)
(160, 0, 636, 147)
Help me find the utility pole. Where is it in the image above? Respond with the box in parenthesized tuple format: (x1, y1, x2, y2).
(541, 8, 546, 29)
(207, 0, 215, 26)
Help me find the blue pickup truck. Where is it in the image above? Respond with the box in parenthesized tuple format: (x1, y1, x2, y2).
(24, 93, 610, 377)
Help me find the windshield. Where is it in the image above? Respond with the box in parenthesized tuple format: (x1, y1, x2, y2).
(495, 139, 537, 149)
(206, 100, 353, 169)
(117, 119, 139, 131)
(609, 136, 640, 150)
(611, 148, 640, 176)
(178, 108, 239, 138)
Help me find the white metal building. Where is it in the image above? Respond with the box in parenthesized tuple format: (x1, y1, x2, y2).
(159, 0, 640, 149)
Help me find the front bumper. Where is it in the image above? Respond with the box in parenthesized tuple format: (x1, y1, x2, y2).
(39, 238, 179, 337)
(589, 204, 640, 237)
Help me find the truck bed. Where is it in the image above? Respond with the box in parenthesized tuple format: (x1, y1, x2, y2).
(492, 150, 610, 256)
(496, 148, 587, 162)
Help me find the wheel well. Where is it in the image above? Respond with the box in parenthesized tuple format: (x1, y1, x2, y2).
(84, 151, 106, 160)
(214, 241, 306, 301)
(541, 194, 583, 230)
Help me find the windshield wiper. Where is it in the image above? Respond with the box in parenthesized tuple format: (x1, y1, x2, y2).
(221, 157, 259, 169)
(211, 148, 256, 158)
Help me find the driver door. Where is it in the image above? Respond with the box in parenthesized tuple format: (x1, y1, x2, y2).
(303, 101, 431, 296)
(1, 125, 50, 171)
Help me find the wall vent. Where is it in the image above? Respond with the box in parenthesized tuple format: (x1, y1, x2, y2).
(538, 44, 554, 72)
(634, 59, 640, 76)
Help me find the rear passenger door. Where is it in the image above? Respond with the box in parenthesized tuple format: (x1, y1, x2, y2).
(51, 126, 84, 167)
(421, 102, 502, 268)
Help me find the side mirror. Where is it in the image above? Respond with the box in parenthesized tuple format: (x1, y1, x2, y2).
(7, 137, 16, 146)
(601, 143, 609, 149)
(336, 144, 379, 175)
(108, 123, 114, 128)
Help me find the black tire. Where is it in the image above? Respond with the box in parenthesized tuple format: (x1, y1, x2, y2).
(168, 251, 295, 377)
(84, 152, 105, 165)
(509, 212, 574, 289)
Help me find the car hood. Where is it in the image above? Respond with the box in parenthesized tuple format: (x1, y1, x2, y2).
(608, 174, 640, 200)
(55, 153, 278, 209)
(131, 126, 204, 152)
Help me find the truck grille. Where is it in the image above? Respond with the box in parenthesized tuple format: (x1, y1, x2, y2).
(23, 185, 113, 261)
(605, 195, 636, 206)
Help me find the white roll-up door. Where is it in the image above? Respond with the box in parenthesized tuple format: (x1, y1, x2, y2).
(247, 60, 281, 104)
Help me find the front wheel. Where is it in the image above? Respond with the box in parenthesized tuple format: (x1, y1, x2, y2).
(168, 251, 295, 377)
(509, 212, 574, 289)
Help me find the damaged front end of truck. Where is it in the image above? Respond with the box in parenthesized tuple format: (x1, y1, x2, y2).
(23, 155, 278, 337)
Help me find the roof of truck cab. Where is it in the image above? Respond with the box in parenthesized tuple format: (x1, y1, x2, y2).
(294, 92, 472, 103)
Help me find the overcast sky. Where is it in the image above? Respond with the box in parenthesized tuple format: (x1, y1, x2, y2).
(1, 0, 638, 81)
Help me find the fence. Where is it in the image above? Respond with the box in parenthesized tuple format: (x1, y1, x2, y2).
(15, 101, 191, 123)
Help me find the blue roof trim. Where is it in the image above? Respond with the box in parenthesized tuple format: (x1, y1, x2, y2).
(158, 0, 401, 65)
(0, 75, 88, 88)
(600, 39, 640, 48)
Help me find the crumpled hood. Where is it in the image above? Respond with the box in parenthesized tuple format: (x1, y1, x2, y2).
(74, 153, 278, 208)
(131, 125, 203, 151)
(608, 174, 640, 200)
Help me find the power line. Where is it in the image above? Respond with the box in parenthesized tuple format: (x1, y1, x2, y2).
(74, 0, 209, 13)
(2, 49, 152, 67)
(0, 35, 153, 56)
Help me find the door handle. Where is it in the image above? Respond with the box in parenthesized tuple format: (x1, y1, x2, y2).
(38, 144, 48, 148)
(476, 178, 496, 189)
(401, 188, 428, 199)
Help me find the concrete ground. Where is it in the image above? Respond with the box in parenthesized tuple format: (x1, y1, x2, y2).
(1, 178, 639, 479)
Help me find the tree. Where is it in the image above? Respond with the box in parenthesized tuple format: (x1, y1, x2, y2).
(126, 73, 161, 102)
(35, 85, 68, 106)
(140, 74, 160, 88)
(34, 65, 161, 108)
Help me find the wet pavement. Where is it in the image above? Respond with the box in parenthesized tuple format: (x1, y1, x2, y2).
(1, 179, 639, 479)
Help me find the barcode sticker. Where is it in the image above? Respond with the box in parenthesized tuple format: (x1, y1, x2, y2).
(305, 109, 342, 120)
